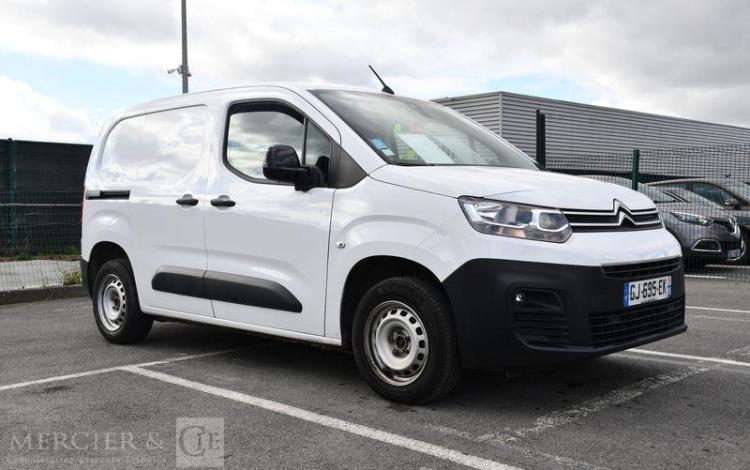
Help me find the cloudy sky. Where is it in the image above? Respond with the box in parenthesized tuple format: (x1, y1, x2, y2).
(1, 0, 749, 143)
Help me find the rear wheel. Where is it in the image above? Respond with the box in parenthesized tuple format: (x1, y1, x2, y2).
(352, 276, 462, 403)
(93, 259, 153, 344)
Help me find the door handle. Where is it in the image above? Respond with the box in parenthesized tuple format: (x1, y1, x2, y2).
(210, 195, 236, 207)
(176, 194, 199, 206)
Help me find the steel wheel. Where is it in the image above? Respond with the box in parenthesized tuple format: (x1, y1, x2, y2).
(96, 273, 127, 332)
(363, 300, 429, 386)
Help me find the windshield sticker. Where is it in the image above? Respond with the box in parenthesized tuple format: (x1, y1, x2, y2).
(370, 138, 396, 157)
(396, 133, 454, 164)
(370, 138, 389, 150)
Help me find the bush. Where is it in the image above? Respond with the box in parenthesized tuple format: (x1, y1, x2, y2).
(14, 252, 32, 261)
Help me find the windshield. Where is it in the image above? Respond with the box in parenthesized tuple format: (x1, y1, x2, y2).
(583, 175, 680, 203)
(658, 186, 722, 207)
(726, 181, 750, 201)
(312, 90, 538, 169)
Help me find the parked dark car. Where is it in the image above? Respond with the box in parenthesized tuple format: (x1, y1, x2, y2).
(585, 176, 743, 269)
(649, 178, 750, 264)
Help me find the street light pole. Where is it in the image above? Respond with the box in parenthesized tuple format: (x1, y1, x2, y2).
(180, 0, 189, 93)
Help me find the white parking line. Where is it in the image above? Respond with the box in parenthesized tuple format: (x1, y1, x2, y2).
(688, 314, 750, 323)
(0, 347, 252, 392)
(123, 365, 520, 470)
(687, 305, 750, 314)
(728, 345, 750, 357)
(426, 424, 611, 470)
(494, 366, 707, 443)
(628, 349, 750, 368)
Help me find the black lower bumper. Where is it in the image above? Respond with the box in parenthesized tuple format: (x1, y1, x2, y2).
(442, 258, 686, 370)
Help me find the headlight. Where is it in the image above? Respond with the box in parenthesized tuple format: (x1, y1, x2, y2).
(670, 211, 712, 226)
(459, 197, 572, 243)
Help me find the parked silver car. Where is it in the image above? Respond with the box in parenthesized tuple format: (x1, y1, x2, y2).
(649, 178, 750, 264)
(585, 176, 743, 269)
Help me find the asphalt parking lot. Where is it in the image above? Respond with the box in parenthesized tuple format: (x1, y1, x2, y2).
(1, 278, 749, 470)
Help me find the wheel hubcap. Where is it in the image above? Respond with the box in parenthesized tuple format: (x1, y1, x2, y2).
(97, 274, 127, 332)
(365, 300, 429, 386)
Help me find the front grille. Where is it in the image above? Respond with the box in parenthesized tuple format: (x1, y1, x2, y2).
(588, 297, 685, 348)
(602, 257, 681, 280)
(562, 202, 662, 232)
(692, 240, 721, 252)
(714, 218, 736, 233)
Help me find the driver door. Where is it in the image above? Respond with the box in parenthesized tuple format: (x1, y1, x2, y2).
(203, 96, 337, 336)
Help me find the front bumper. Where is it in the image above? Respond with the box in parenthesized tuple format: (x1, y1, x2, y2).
(442, 258, 686, 370)
(687, 238, 743, 263)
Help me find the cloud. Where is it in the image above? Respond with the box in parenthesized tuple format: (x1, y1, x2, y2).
(0, 75, 99, 143)
(0, 0, 749, 125)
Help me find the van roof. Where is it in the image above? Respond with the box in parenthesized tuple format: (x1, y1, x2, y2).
(125, 83, 387, 114)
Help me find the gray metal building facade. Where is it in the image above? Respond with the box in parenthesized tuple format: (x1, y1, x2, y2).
(434, 91, 750, 161)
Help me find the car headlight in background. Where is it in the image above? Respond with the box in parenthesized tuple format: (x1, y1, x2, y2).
(670, 211, 712, 226)
(459, 197, 572, 243)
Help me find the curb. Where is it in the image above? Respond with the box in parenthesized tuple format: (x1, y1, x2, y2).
(0, 285, 88, 305)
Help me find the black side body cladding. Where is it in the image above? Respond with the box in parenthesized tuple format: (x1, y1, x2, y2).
(152, 266, 205, 298)
(151, 267, 302, 313)
(203, 271, 302, 313)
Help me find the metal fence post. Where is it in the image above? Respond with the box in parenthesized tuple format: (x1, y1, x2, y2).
(631, 149, 640, 190)
(5, 139, 17, 253)
(535, 110, 547, 168)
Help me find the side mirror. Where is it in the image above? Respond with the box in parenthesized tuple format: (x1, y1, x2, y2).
(263, 145, 320, 191)
(725, 198, 740, 209)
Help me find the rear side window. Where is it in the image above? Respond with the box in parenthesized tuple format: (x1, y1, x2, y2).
(100, 106, 208, 185)
(100, 115, 145, 183)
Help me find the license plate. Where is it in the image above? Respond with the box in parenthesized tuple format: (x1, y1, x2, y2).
(727, 248, 742, 259)
(624, 276, 672, 308)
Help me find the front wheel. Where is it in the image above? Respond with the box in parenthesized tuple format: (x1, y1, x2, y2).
(352, 276, 462, 403)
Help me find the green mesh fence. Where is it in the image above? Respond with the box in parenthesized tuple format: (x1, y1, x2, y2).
(547, 142, 750, 280)
(0, 190, 82, 291)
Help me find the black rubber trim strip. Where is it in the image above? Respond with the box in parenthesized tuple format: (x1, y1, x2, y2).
(86, 190, 131, 200)
(151, 266, 302, 313)
(203, 271, 302, 313)
(152, 266, 206, 298)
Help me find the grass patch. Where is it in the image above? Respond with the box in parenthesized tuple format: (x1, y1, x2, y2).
(14, 252, 33, 261)
(62, 270, 83, 286)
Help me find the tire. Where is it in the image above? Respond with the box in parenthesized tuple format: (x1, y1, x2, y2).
(92, 259, 153, 344)
(352, 276, 462, 404)
(738, 229, 750, 265)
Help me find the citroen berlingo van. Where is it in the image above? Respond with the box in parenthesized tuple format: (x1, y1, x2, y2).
(81, 84, 686, 403)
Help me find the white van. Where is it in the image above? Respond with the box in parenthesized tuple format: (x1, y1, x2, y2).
(81, 84, 686, 403)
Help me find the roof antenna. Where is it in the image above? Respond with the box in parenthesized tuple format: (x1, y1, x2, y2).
(368, 65, 395, 95)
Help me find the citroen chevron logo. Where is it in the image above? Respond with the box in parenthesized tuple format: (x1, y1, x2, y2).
(613, 199, 638, 226)
(611, 199, 658, 226)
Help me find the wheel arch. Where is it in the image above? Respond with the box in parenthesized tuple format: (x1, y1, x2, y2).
(85, 241, 131, 296)
(339, 255, 447, 350)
